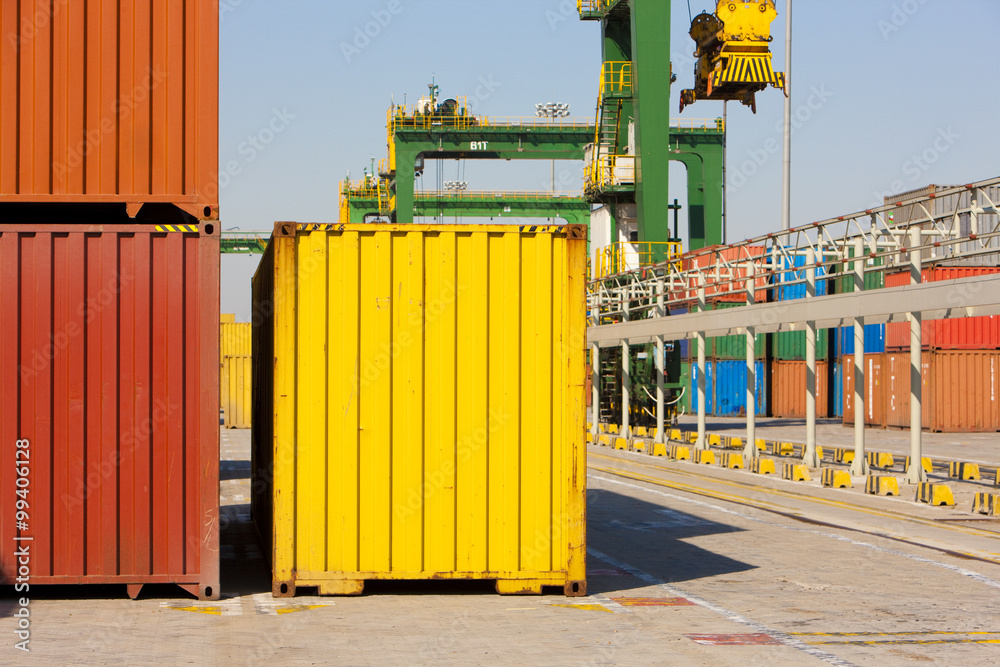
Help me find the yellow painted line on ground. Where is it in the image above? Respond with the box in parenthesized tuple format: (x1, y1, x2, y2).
(549, 603, 612, 612)
(275, 604, 329, 615)
(165, 605, 222, 615)
(589, 451, 1000, 542)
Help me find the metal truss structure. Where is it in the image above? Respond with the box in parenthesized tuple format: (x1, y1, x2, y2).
(587, 177, 1000, 484)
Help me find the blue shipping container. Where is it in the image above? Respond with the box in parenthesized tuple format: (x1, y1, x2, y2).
(778, 254, 829, 301)
(837, 324, 886, 355)
(714, 360, 767, 417)
(670, 306, 690, 360)
(690, 362, 714, 414)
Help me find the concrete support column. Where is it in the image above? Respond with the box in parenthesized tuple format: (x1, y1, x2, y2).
(743, 264, 758, 460)
(906, 228, 928, 484)
(696, 276, 708, 450)
(803, 247, 820, 468)
(850, 238, 870, 476)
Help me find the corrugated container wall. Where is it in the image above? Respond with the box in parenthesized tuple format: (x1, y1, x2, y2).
(220, 323, 252, 356)
(770, 361, 829, 418)
(0, 0, 219, 219)
(222, 355, 251, 429)
(842, 354, 885, 428)
(886, 268, 1000, 350)
(690, 362, 714, 414)
(0, 222, 220, 599)
(883, 352, 933, 431)
(252, 223, 588, 597)
(714, 360, 767, 417)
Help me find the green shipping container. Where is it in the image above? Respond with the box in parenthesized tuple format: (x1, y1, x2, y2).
(771, 329, 830, 361)
(690, 302, 766, 360)
(679, 362, 692, 414)
(834, 253, 885, 295)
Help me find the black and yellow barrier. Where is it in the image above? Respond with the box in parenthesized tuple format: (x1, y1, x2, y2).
(916, 482, 955, 507)
(865, 475, 900, 496)
(821, 468, 852, 488)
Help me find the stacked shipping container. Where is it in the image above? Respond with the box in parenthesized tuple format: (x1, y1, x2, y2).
(0, 1, 220, 599)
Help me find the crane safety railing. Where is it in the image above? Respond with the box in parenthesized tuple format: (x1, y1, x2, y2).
(594, 242, 684, 280)
(588, 177, 1000, 324)
(599, 61, 633, 97)
(586, 154, 634, 192)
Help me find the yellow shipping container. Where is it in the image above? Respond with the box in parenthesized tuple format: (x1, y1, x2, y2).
(220, 322, 252, 356)
(222, 355, 252, 429)
(221, 313, 236, 323)
(251, 222, 588, 597)
(220, 322, 252, 403)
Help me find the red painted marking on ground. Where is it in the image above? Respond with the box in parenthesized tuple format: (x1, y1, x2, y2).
(685, 633, 782, 646)
(587, 568, 629, 577)
(613, 597, 696, 607)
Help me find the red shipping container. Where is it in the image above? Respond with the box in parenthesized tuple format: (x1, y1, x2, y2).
(842, 354, 885, 428)
(0, 222, 220, 599)
(0, 0, 219, 219)
(681, 245, 768, 303)
(886, 267, 1000, 350)
(770, 360, 828, 419)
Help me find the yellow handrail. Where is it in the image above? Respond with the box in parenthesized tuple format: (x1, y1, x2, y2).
(595, 242, 684, 279)
(585, 154, 635, 192)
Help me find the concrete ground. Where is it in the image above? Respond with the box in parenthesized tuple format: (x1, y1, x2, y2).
(3, 426, 1000, 666)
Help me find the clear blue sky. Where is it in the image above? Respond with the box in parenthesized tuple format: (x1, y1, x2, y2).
(220, 0, 1000, 320)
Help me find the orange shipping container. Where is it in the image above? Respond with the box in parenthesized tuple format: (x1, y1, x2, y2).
(0, 0, 219, 219)
(884, 351, 1000, 432)
(842, 354, 885, 428)
(770, 360, 829, 419)
(883, 352, 932, 430)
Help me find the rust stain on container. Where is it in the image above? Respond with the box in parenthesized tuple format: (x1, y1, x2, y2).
(0, 0, 219, 219)
(0, 222, 220, 599)
(770, 360, 828, 419)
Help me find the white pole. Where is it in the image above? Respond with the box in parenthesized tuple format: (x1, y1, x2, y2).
(781, 0, 792, 231)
